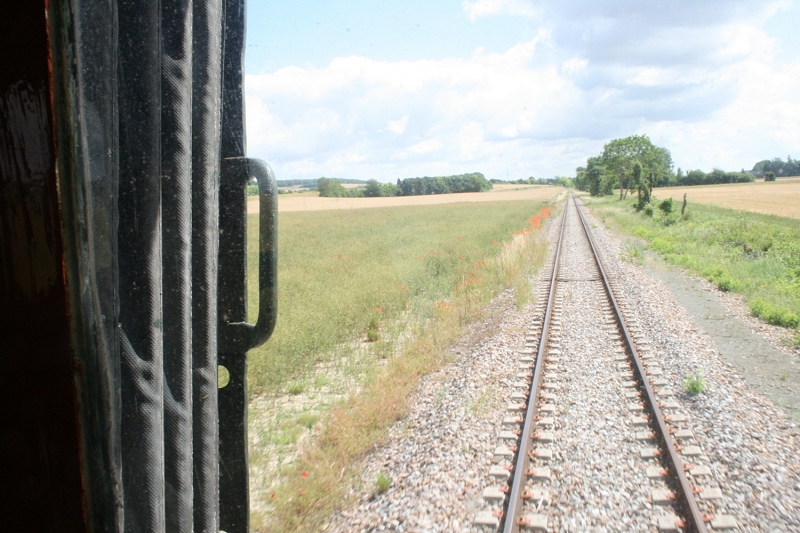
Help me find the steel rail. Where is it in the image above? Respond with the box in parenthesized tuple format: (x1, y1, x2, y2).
(502, 197, 569, 533)
(572, 193, 707, 533)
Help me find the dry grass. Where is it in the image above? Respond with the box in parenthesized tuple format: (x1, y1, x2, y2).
(653, 177, 800, 219)
(249, 185, 563, 213)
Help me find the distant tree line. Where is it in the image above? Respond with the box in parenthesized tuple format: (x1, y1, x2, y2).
(752, 157, 800, 179)
(277, 177, 368, 189)
(318, 173, 492, 198)
(671, 168, 753, 186)
(490, 176, 574, 187)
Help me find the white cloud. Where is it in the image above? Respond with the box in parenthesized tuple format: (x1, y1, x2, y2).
(462, 0, 537, 21)
(409, 139, 444, 154)
(245, 1, 800, 180)
(561, 58, 588, 75)
(386, 116, 408, 134)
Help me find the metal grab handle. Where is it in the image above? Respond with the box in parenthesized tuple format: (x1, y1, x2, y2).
(218, 157, 278, 352)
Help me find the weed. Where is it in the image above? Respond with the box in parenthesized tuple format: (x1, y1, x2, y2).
(434, 384, 448, 403)
(373, 340, 394, 359)
(288, 382, 306, 395)
(375, 472, 392, 494)
(367, 328, 380, 342)
(780, 371, 789, 381)
(273, 425, 303, 445)
(296, 412, 320, 429)
(468, 387, 497, 418)
(368, 315, 381, 331)
(314, 374, 332, 389)
(621, 245, 644, 265)
(792, 333, 800, 347)
(684, 372, 706, 396)
(562, 403, 571, 414)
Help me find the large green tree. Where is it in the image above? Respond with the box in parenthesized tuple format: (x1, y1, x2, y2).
(600, 134, 672, 206)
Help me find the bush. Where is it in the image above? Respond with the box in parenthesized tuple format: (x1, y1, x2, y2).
(750, 299, 800, 328)
(701, 267, 740, 292)
(684, 372, 705, 396)
(643, 205, 654, 217)
(658, 198, 674, 214)
(715, 274, 738, 292)
(765, 171, 776, 182)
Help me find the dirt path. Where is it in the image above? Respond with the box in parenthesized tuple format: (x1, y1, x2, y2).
(642, 255, 800, 423)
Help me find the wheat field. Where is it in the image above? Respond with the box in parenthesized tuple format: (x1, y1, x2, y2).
(653, 178, 800, 219)
(249, 184, 563, 213)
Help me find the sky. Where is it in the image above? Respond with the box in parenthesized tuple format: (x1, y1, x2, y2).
(244, 0, 800, 182)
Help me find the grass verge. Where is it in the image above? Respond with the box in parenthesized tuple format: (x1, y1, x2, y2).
(585, 194, 800, 333)
(250, 200, 556, 530)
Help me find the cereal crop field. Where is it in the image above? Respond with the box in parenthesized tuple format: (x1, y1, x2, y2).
(249, 184, 563, 213)
(652, 178, 800, 219)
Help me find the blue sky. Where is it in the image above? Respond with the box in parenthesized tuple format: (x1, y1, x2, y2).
(244, 0, 800, 182)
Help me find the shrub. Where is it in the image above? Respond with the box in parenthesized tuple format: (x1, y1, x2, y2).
(658, 198, 674, 214)
(714, 274, 738, 292)
(750, 299, 800, 328)
(643, 205, 654, 217)
(684, 372, 705, 396)
(765, 171, 776, 182)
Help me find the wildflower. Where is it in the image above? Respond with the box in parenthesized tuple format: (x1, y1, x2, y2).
(373, 307, 383, 313)
(301, 472, 308, 478)
(271, 493, 275, 499)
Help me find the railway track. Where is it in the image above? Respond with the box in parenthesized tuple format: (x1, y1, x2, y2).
(475, 195, 739, 532)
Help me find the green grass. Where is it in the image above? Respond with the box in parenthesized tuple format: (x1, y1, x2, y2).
(375, 472, 392, 494)
(246, 201, 552, 395)
(586, 195, 800, 332)
(684, 372, 706, 396)
(248, 200, 554, 531)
